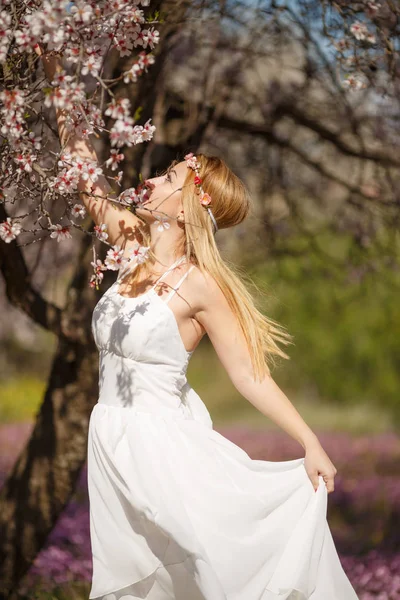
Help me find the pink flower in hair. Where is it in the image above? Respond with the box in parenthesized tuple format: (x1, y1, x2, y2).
(184, 153, 198, 169)
(200, 193, 212, 206)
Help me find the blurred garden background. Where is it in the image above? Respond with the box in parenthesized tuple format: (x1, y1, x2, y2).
(1, 0, 400, 598)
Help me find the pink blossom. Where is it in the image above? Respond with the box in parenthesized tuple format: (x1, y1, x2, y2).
(71, 204, 86, 219)
(140, 119, 156, 142)
(13, 152, 37, 173)
(118, 186, 146, 206)
(105, 149, 125, 171)
(0, 217, 22, 243)
(90, 257, 106, 289)
(343, 75, 366, 91)
(114, 170, 124, 185)
(350, 21, 368, 41)
(70, 2, 94, 25)
(0, 10, 12, 62)
(49, 223, 72, 242)
(135, 27, 160, 50)
(366, 2, 381, 17)
(104, 245, 126, 270)
(109, 118, 136, 148)
(94, 223, 108, 241)
(81, 162, 103, 183)
(200, 193, 212, 206)
(123, 62, 143, 84)
(14, 28, 34, 52)
(105, 97, 132, 120)
(129, 242, 150, 263)
(154, 215, 170, 232)
(184, 153, 198, 170)
(81, 55, 103, 77)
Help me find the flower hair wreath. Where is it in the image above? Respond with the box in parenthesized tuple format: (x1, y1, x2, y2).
(184, 153, 218, 233)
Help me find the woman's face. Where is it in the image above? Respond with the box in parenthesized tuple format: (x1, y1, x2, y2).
(135, 160, 189, 223)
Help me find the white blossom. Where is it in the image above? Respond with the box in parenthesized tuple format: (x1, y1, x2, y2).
(0, 217, 22, 243)
(350, 21, 368, 41)
(49, 223, 72, 242)
(154, 216, 171, 232)
(71, 203, 86, 218)
(105, 149, 125, 171)
(129, 242, 150, 264)
(104, 246, 127, 270)
(94, 223, 108, 241)
(342, 75, 366, 91)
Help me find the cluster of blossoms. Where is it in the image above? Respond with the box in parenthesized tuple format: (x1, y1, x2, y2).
(123, 50, 156, 84)
(332, 1, 385, 92)
(89, 241, 150, 289)
(349, 21, 376, 44)
(106, 97, 156, 148)
(342, 74, 367, 91)
(0, 87, 42, 179)
(117, 181, 152, 207)
(0, 0, 159, 282)
(0, 10, 12, 63)
(0, 217, 22, 244)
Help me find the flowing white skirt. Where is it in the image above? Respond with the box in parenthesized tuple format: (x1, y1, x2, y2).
(86, 391, 359, 600)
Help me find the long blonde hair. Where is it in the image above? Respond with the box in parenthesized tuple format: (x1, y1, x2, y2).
(134, 153, 292, 381)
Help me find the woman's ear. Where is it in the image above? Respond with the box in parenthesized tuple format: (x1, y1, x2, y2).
(177, 209, 185, 223)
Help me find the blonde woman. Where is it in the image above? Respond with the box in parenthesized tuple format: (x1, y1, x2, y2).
(38, 49, 359, 600)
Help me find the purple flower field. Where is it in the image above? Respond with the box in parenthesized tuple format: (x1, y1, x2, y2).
(1, 422, 399, 598)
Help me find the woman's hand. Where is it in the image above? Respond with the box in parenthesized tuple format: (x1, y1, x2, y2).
(34, 43, 63, 82)
(304, 438, 337, 493)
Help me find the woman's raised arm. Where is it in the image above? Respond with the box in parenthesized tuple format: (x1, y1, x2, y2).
(36, 46, 143, 251)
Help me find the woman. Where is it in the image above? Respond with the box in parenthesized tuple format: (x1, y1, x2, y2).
(37, 48, 359, 600)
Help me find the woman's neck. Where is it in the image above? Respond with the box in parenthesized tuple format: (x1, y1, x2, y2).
(147, 221, 186, 270)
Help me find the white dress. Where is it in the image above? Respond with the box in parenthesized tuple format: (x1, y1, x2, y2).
(87, 255, 359, 600)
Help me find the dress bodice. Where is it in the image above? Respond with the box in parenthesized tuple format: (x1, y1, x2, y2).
(91, 255, 199, 416)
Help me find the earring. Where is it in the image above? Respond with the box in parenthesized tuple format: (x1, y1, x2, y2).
(177, 210, 185, 223)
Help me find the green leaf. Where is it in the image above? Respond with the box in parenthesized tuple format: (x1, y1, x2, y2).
(146, 9, 165, 23)
(133, 106, 143, 121)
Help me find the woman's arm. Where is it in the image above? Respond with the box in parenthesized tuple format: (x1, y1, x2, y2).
(37, 46, 143, 251)
(192, 271, 337, 493)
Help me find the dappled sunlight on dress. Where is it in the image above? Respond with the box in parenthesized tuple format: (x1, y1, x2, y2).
(87, 255, 359, 600)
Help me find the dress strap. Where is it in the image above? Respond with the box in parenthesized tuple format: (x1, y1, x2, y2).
(117, 254, 186, 286)
(149, 255, 187, 291)
(164, 264, 195, 304)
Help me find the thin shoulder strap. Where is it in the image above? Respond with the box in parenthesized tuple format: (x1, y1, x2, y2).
(164, 264, 195, 304)
(150, 255, 187, 291)
(118, 254, 185, 285)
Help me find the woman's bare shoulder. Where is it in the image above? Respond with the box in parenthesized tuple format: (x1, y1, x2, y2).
(186, 262, 227, 311)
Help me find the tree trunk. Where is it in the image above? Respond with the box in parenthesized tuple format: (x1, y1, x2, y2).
(0, 233, 100, 597)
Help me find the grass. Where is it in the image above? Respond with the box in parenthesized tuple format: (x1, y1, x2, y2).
(0, 339, 394, 436)
(0, 377, 46, 423)
(188, 340, 393, 435)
